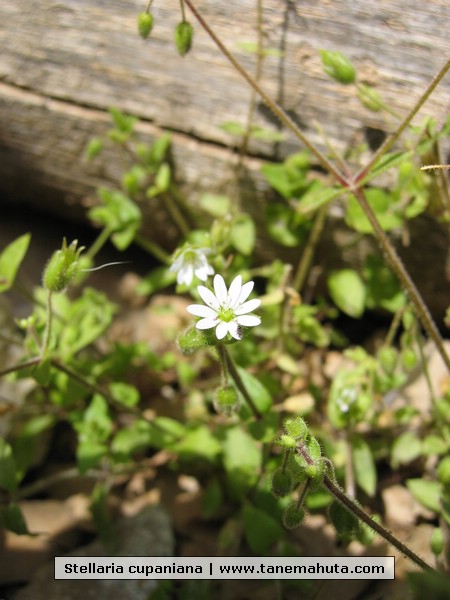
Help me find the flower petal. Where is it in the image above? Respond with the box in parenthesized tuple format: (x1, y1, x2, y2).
(178, 265, 193, 286)
(235, 280, 254, 306)
(186, 304, 217, 318)
(234, 298, 261, 315)
(228, 320, 242, 340)
(215, 321, 229, 339)
(196, 317, 219, 330)
(227, 275, 242, 308)
(236, 314, 261, 327)
(195, 263, 214, 281)
(197, 285, 220, 310)
(213, 274, 228, 305)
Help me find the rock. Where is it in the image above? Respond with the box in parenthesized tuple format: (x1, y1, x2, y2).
(12, 506, 173, 600)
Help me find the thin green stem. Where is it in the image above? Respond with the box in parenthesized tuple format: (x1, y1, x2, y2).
(162, 191, 190, 237)
(0, 357, 41, 378)
(86, 227, 112, 261)
(295, 478, 311, 511)
(182, 0, 346, 185)
(292, 205, 327, 293)
(179, 0, 187, 22)
(40, 289, 54, 359)
(135, 234, 171, 264)
(354, 59, 450, 183)
(220, 344, 262, 420)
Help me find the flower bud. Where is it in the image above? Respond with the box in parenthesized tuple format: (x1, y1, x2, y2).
(177, 326, 215, 354)
(214, 385, 240, 415)
(174, 21, 194, 56)
(271, 468, 293, 497)
(276, 434, 297, 450)
(320, 49, 356, 84)
(283, 416, 307, 440)
(43, 239, 84, 293)
(282, 503, 305, 530)
(138, 12, 154, 39)
(378, 346, 398, 374)
(356, 83, 382, 112)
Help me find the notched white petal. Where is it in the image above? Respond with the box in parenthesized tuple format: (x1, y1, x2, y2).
(196, 317, 219, 330)
(215, 321, 228, 339)
(197, 285, 220, 309)
(236, 280, 254, 306)
(235, 298, 261, 315)
(213, 274, 228, 304)
(236, 314, 261, 327)
(227, 275, 242, 307)
(186, 304, 217, 318)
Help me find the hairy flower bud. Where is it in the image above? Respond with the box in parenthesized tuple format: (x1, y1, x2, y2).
(282, 503, 305, 530)
(43, 239, 84, 293)
(214, 385, 240, 415)
(174, 21, 194, 56)
(271, 468, 293, 497)
(138, 12, 154, 39)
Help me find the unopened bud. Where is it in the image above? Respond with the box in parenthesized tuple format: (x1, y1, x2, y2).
(174, 21, 194, 56)
(214, 385, 240, 415)
(271, 468, 293, 497)
(320, 49, 356, 84)
(283, 503, 305, 530)
(138, 12, 154, 39)
(43, 239, 84, 293)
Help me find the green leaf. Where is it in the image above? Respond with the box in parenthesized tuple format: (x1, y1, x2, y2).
(230, 214, 256, 255)
(363, 254, 405, 313)
(406, 479, 441, 513)
(351, 434, 377, 497)
(266, 204, 305, 247)
(236, 367, 272, 415)
(59, 288, 117, 359)
(327, 269, 366, 318)
(361, 151, 412, 185)
(296, 184, 344, 216)
(391, 431, 422, 468)
(202, 479, 223, 518)
(345, 189, 403, 234)
(0, 503, 29, 535)
(0, 438, 18, 492)
(108, 107, 138, 134)
(12, 415, 56, 481)
(111, 419, 153, 460)
(219, 121, 247, 137)
(147, 162, 171, 197)
(223, 427, 261, 500)
(242, 504, 283, 554)
(109, 382, 140, 408)
(262, 162, 308, 199)
(248, 411, 279, 443)
(0, 234, 31, 293)
(149, 416, 186, 449)
(199, 194, 231, 217)
(173, 425, 221, 463)
(77, 440, 108, 474)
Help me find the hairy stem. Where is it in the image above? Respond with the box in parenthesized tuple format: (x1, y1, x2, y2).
(323, 474, 435, 573)
(40, 289, 54, 359)
(297, 442, 434, 572)
(352, 187, 450, 371)
(182, 0, 346, 185)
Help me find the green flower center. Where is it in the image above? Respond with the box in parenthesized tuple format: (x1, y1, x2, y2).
(218, 307, 235, 322)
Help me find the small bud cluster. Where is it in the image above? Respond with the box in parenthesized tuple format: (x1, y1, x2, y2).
(272, 417, 325, 530)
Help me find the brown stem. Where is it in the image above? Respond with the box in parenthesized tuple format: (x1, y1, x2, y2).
(352, 188, 450, 371)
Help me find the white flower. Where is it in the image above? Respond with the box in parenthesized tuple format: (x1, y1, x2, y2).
(187, 274, 261, 340)
(169, 247, 214, 286)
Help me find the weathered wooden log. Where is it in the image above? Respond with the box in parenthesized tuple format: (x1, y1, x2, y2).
(0, 1, 449, 320)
